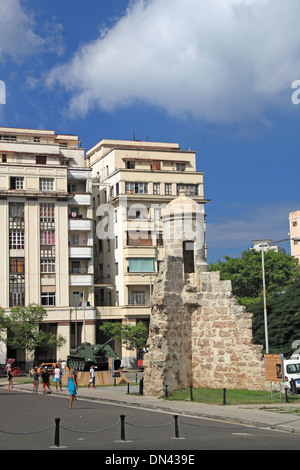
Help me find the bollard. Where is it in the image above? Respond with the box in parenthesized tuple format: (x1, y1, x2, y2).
(54, 418, 60, 447)
(127, 382, 130, 394)
(139, 377, 144, 395)
(285, 388, 289, 403)
(165, 385, 168, 398)
(120, 415, 126, 441)
(223, 388, 226, 405)
(190, 386, 193, 401)
(173, 415, 179, 438)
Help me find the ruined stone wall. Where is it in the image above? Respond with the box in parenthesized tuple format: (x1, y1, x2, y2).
(143, 264, 268, 396)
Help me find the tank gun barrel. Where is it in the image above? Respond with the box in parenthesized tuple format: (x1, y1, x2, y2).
(98, 338, 114, 349)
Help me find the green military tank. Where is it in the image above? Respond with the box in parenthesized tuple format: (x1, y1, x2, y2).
(67, 339, 121, 371)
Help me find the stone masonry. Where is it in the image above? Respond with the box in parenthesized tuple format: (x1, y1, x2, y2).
(143, 192, 268, 396)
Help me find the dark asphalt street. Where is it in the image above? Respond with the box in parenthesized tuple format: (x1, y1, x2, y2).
(1, 388, 300, 453)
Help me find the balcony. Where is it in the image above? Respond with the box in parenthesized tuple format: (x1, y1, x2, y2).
(68, 218, 93, 231)
(69, 245, 93, 258)
(69, 273, 94, 286)
(69, 193, 92, 206)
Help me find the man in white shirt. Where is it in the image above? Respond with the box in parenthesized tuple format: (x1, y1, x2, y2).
(88, 365, 95, 388)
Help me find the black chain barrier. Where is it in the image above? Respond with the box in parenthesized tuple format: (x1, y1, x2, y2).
(1, 379, 299, 447)
(0, 412, 248, 448)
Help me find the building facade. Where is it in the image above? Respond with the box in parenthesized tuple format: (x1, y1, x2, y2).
(289, 210, 300, 263)
(86, 139, 209, 367)
(0, 127, 95, 367)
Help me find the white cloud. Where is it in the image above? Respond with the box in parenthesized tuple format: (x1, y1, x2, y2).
(206, 203, 293, 251)
(0, 0, 63, 62)
(47, 0, 300, 123)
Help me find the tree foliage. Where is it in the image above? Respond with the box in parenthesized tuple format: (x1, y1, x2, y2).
(0, 304, 66, 352)
(99, 321, 148, 350)
(210, 249, 300, 308)
(251, 282, 300, 357)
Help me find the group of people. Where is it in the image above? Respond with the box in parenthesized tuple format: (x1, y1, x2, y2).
(5, 359, 96, 410)
(32, 361, 67, 395)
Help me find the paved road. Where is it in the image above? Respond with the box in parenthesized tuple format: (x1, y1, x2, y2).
(1, 388, 300, 452)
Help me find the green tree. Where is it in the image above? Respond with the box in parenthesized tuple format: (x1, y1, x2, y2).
(210, 249, 300, 309)
(251, 282, 300, 357)
(100, 321, 148, 350)
(0, 304, 66, 352)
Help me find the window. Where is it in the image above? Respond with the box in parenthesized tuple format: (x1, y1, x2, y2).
(0, 134, 16, 142)
(40, 203, 55, 223)
(126, 161, 135, 169)
(128, 258, 155, 273)
(39, 178, 54, 191)
(9, 274, 25, 307)
(152, 161, 161, 170)
(36, 155, 46, 164)
(125, 182, 148, 194)
(41, 292, 56, 306)
(9, 202, 24, 224)
(2, 154, 7, 162)
(165, 183, 172, 195)
(68, 183, 77, 193)
(177, 184, 198, 196)
(176, 163, 186, 171)
(129, 290, 146, 305)
(10, 177, 24, 190)
(127, 231, 152, 246)
(9, 230, 24, 249)
(10, 258, 24, 273)
(41, 258, 55, 273)
(153, 183, 160, 195)
(70, 234, 80, 246)
(40, 230, 55, 245)
(71, 261, 81, 274)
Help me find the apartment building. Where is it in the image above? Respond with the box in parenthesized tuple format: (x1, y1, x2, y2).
(86, 139, 209, 367)
(0, 127, 94, 367)
(289, 210, 300, 262)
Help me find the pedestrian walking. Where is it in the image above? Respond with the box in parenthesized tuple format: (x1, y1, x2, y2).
(40, 366, 52, 395)
(61, 359, 67, 377)
(33, 367, 39, 394)
(53, 364, 62, 391)
(7, 369, 13, 392)
(87, 365, 95, 388)
(68, 369, 78, 409)
(5, 361, 11, 378)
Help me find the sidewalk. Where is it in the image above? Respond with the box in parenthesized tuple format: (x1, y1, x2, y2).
(3, 378, 300, 435)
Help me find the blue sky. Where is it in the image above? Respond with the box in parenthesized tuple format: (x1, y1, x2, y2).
(1, 0, 300, 263)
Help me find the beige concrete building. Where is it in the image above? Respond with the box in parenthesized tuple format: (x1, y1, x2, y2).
(0, 127, 95, 367)
(289, 210, 300, 262)
(86, 139, 209, 367)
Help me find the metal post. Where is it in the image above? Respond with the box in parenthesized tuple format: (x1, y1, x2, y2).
(83, 291, 86, 343)
(190, 386, 193, 401)
(261, 248, 269, 354)
(139, 377, 144, 395)
(223, 388, 226, 405)
(54, 418, 60, 447)
(165, 385, 168, 398)
(120, 415, 126, 441)
(173, 415, 179, 438)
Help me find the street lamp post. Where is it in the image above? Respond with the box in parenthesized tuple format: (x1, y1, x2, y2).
(254, 237, 300, 354)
